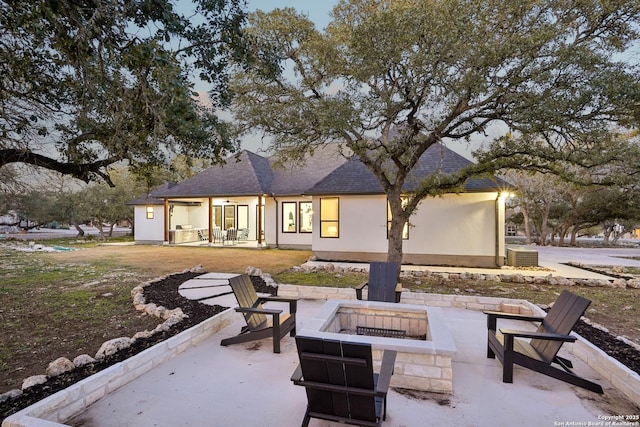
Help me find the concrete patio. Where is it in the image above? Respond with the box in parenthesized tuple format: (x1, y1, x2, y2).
(64, 299, 636, 427)
(4, 244, 640, 427)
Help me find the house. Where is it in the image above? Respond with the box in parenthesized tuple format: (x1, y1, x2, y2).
(128, 144, 511, 267)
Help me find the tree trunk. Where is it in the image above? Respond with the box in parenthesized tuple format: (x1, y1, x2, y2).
(386, 194, 407, 269)
(602, 227, 611, 247)
(95, 219, 106, 240)
(521, 207, 532, 244)
(570, 226, 579, 246)
(539, 204, 551, 245)
(71, 221, 84, 237)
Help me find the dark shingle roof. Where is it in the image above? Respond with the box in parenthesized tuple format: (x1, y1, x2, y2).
(305, 143, 508, 195)
(155, 150, 273, 198)
(148, 143, 508, 199)
(268, 145, 348, 195)
(127, 182, 177, 205)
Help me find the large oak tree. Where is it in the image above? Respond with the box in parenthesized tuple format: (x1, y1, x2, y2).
(231, 0, 640, 264)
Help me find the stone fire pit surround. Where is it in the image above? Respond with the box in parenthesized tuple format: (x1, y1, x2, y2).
(298, 300, 457, 393)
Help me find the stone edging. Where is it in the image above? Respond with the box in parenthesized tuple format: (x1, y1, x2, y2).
(297, 262, 640, 289)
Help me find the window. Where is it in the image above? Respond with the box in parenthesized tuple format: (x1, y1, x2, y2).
(320, 198, 339, 238)
(387, 197, 409, 239)
(224, 205, 235, 229)
(146, 206, 154, 219)
(299, 201, 312, 233)
(237, 205, 249, 229)
(282, 202, 297, 233)
(212, 205, 222, 229)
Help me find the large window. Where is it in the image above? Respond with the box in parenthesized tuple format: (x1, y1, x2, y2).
(282, 202, 297, 233)
(224, 205, 235, 229)
(299, 201, 313, 233)
(237, 205, 249, 229)
(387, 197, 409, 239)
(320, 197, 339, 238)
(212, 205, 222, 229)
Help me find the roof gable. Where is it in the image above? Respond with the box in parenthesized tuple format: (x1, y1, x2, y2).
(155, 150, 273, 198)
(268, 145, 348, 195)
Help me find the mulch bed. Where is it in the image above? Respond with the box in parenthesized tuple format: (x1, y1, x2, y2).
(1, 271, 639, 421)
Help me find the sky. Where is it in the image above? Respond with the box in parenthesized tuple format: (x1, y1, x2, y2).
(246, 1, 337, 29)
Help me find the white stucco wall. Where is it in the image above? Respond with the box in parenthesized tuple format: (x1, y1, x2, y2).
(264, 196, 313, 248)
(133, 205, 165, 243)
(405, 192, 500, 255)
(311, 192, 504, 263)
(311, 195, 388, 254)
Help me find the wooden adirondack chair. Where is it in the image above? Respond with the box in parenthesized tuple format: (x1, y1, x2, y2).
(484, 290, 603, 393)
(220, 274, 297, 353)
(355, 262, 402, 303)
(291, 336, 397, 427)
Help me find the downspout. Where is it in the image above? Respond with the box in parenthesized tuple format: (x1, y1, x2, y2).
(272, 194, 279, 248)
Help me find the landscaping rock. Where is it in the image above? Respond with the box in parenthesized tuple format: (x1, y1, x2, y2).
(133, 330, 154, 340)
(0, 389, 22, 404)
(612, 279, 628, 288)
(190, 264, 205, 273)
(45, 357, 75, 377)
(95, 337, 133, 360)
(73, 355, 96, 368)
(22, 375, 47, 390)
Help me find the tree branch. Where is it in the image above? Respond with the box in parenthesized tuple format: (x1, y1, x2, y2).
(0, 149, 118, 186)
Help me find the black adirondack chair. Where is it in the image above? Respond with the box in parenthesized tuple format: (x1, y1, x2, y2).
(220, 274, 297, 353)
(355, 262, 402, 303)
(291, 336, 397, 427)
(484, 290, 603, 393)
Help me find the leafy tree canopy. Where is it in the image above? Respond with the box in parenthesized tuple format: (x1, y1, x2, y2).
(1, 0, 254, 185)
(231, 0, 640, 262)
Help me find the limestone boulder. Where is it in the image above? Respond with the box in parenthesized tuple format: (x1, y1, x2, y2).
(22, 375, 47, 390)
(73, 354, 96, 367)
(46, 357, 75, 377)
(95, 337, 133, 360)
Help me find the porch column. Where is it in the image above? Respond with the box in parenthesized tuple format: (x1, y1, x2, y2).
(258, 195, 263, 246)
(495, 192, 505, 267)
(208, 197, 213, 243)
(164, 198, 169, 244)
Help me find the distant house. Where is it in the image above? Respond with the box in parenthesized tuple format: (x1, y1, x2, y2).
(128, 144, 511, 267)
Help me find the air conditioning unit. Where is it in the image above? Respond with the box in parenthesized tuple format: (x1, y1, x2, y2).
(506, 248, 538, 267)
